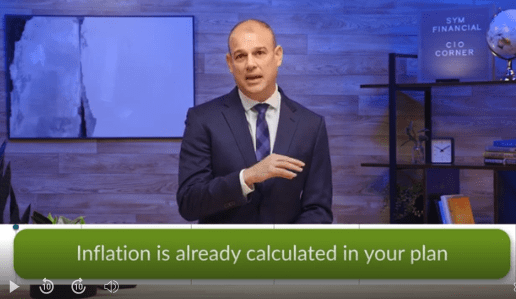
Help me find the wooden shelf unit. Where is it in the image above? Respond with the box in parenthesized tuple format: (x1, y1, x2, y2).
(360, 53, 516, 224)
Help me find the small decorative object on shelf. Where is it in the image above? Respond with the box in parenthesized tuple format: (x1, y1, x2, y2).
(486, 9, 516, 81)
(412, 143, 425, 165)
(431, 137, 455, 164)
(401, 121, 429, 164)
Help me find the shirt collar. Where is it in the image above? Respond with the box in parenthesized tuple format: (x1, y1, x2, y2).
(238, 85, 280, 112)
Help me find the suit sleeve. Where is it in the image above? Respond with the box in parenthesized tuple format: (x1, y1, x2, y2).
(176, 108, 248, 221)
(294, 117, 333, 224)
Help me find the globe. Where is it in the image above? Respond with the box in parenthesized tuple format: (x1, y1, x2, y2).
(486, 9, 516, 80)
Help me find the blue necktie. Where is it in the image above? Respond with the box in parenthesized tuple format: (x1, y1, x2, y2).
(254, 103, 270, 161)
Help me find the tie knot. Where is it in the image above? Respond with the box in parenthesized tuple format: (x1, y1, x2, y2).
(253, 103, 269, 115)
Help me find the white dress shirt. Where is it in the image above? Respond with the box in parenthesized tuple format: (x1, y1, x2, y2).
(238, 85, 281, 196)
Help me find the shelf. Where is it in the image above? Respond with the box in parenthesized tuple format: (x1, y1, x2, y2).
(361, 163, 516, 170)
(359, 53, 516, 224)
(360, 80, 516, 90)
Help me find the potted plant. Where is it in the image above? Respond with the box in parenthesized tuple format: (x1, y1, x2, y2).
(368, 168, 424, 224)
(383, 182, 424, 223)
(31, 211, 85, 224)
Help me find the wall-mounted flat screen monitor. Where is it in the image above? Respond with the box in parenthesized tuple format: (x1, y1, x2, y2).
(4, 15, 194, 139)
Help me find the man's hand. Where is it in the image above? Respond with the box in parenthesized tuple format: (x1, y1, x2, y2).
(243, 153, 305, 187)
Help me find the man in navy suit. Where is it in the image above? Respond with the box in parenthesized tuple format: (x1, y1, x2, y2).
(177, 19, 333, 223)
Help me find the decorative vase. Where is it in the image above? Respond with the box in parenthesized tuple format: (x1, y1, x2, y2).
(411, 142, 425, 164)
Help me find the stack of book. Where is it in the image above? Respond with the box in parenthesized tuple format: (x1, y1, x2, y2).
(484, 139, 516, 165)
(436, 194, 475, 224)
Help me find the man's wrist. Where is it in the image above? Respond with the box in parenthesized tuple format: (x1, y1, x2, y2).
(242, 168, 254, 187)
(239, 169, 254, 195)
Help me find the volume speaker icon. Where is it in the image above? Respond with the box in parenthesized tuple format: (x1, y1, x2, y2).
(104, 280, 120, 293)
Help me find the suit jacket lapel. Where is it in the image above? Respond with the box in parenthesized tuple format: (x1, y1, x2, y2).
(221, 88, 257, 167)
(273, 90, 299, 156)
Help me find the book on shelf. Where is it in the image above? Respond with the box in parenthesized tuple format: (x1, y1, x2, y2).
(439, 195, 454, 224)
(493, 139, 516, 147)
(485, 145, 516, 152)
(484, 158, 516, 165)
(483, 151, 516, 159)
(436, 200, 448, 224)
(440, 194, 475, 224)
(447, 196, 475, 224)
(483, 144, 516, 165)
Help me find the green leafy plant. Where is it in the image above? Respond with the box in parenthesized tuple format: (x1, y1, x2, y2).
(31, 210, 85, 224)
(0, 141, 31, 224)
(47, 213, 85, 224)
(383, 182, 424, 222)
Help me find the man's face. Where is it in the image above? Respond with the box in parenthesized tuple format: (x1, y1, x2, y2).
(226, 22, 283, 102)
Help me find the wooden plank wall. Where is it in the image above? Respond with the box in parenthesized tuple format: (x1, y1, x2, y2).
(0, 0, 512, 224)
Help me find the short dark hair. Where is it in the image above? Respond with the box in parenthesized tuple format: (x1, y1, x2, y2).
(227, 19, 277, 54)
